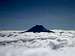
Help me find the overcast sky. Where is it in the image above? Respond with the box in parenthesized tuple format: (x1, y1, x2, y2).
(0, 0, 75, 30)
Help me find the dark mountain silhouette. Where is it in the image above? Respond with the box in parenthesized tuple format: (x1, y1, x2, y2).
(26, 25, 54, 33)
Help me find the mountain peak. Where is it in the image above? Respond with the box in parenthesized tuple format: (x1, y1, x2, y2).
(26, 25, 54, 33)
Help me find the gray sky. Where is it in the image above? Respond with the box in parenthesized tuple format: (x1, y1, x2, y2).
(0, 0, 75, 30)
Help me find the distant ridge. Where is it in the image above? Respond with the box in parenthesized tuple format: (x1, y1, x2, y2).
(26, 25, 54, 33)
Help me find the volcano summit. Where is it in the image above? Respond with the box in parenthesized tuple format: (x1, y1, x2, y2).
(26, 25, 54, 33)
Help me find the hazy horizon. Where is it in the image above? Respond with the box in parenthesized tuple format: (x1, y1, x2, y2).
(0, 0, 75, 30)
